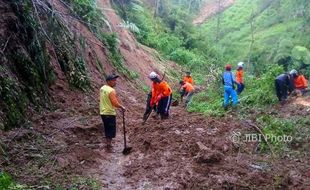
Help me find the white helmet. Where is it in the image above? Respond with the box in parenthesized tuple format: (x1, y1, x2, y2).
(289, 69, 298, 75)
(237, 62, 244, 67)
(149, 71, 158, 79)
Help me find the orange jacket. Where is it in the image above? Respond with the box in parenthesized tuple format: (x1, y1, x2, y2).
(294, 75, 308, 89)
(236, 69, 244, 84)
(183, 76, 194, 85)
(151, 81, 172, 105)
(181, 82, 194, 93)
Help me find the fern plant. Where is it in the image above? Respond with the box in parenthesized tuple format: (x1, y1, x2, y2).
(119, 20, 140, 33)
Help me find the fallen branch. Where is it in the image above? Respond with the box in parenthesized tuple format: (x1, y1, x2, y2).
(0, 34, 12, 54)
(246, 121, 276, 158)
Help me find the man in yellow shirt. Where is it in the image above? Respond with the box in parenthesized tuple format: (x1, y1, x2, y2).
(100, 74, 125, 151)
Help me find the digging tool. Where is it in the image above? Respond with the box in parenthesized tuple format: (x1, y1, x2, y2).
(142, 92, 152, 125)
(171, 99, 179, 106)
(142, 110, 151, 125)
(122, 110, 132, 155)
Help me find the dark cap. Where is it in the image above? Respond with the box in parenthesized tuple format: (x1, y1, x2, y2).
(105, 74, 119, 81)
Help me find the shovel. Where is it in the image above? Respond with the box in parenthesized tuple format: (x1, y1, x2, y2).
(122, 110, 132, 155)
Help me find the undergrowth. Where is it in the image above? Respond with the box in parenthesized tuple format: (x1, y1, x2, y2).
(0, 172, 28, 190)
(257, 115, 294, 152)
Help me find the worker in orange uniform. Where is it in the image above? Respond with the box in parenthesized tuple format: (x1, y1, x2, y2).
(290, 69, 308, 95)
(183, 71, 194, 85)
(179, 81, 195, 107)
(236, 62, 245, 94)
(149, 71, 173, 119)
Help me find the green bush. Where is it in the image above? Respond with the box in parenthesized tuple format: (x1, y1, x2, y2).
(65, 0, 107, 30)
(0, 172, 12, 189)
(169, 48, 197, 65)
(0, 67, 28, 130)
(188, 90, 225, 117)
(99, 33, 119, 53)
(68, 57, 91, 90)
(149, 33, 182, 55)
(0, 172, 28, 190)
(241, 65, 283, 105)
(257, 115, 294, 151)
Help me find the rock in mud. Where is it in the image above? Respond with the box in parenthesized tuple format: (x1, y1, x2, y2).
(194, 142, 224, 164)
(194, 150, 224, 164)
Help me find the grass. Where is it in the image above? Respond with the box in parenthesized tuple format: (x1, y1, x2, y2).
(202, 0, 310, 70)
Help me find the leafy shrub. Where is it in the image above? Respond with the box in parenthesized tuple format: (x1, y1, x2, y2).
(68, 57, 90, 90)
(119, 20, 140, 34)
(169, 48, 197, 65)
(257, 115, 294, 151)
(241, 65, 283, 105)
(99, 33, 119, 53)
(0, 172, 12, 189)
(291, 46, 310, 76)
(0, 172, 28, 190)
(65, 0, 107, 30)
(150, 33, 182, 55)
(188, 90, 225, 117)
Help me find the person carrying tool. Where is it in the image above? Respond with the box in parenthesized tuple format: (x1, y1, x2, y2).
(275, 72, 295, 104)
(183, 71, 194, 85)
(290, 69, 308, 95)
(236, 62, 245, 94)
(149, 71, 173, 119)
(179, 81, 195, 107)
(99, 74, 125, 151)
(222, 64, 239, 110)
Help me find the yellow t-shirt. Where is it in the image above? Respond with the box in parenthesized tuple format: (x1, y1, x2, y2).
(100, 85, 116, 115)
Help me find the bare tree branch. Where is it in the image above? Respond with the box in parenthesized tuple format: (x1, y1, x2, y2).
(0, 34, 12, 55)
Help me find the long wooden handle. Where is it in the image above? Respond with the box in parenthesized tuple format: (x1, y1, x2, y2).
(122, 111, 127, 148)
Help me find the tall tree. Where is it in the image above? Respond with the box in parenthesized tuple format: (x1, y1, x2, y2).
(154, 0, 161, 17)
(247, 8, 255, 67)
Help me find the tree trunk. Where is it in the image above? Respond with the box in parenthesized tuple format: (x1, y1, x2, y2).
(154, 0, 161, 17)
(248, 9, 255, 72)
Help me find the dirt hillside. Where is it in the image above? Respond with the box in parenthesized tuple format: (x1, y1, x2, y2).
(193, 0, 235, 25)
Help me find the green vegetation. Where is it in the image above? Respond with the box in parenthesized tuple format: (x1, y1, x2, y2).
(256, 115, 310, 154)
(98, 32, 139, 79)
(113, 0, 218, 84)
(0, 67, 27, 130)
(65, 0, 107, 30)
(257, 115, 294, 152)
(0, 172, 28, 190)
(0, 0, 54, 130)
(64, 0, 138, 79)
(0, 171, 101, 190)
(202, 0, 310, 75)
